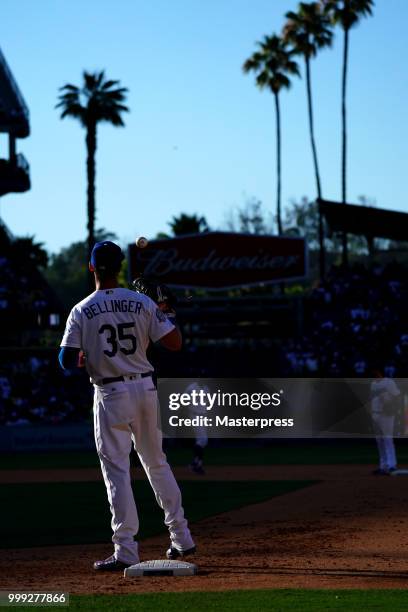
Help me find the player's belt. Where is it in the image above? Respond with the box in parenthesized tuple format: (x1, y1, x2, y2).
(101, 372, 152, 385)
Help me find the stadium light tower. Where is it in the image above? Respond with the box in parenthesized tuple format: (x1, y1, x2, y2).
(0, 46, 30, 198)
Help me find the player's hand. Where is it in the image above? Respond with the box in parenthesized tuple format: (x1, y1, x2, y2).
(132, 277, 177, 310)
(158, 301, 177, 323)
(78, 351, 86, 368)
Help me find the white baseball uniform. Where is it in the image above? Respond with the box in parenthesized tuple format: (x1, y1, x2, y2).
(370, 377, 400, 471)
(61, 287, 194, 564)
(185, 382, 209, 448)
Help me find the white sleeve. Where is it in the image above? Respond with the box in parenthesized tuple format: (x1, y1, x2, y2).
(60, 308, 82, 348)
(148, 301, 175, 343)
(387, 379, 400, 396)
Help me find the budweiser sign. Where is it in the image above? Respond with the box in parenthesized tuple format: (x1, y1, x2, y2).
(128, 232, 307, 289)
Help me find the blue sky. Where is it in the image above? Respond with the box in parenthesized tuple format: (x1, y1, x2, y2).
(0, 0, 407, 254)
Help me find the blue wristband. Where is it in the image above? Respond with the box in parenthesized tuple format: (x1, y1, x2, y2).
(167, 312, 177, 324)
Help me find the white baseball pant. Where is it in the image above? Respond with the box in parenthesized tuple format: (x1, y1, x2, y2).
(93, 376, 194, 564)
(372, 412, 397, 470)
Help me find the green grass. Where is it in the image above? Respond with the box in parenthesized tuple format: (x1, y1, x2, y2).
(3, 440, 407, 470)
(55, 590, 408, 611)
(167, 443, 398, 467)
(0, 480, 314, 549)
(0, 450, 100, 470)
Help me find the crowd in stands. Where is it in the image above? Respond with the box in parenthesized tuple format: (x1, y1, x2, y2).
(1, 223, 408, 425)
(0, 222, 61, 344)
(284, 262, 408, 376)
(0, 355, 92, 426)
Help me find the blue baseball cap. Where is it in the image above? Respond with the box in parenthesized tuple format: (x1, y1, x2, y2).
(90, 241, 124, 271)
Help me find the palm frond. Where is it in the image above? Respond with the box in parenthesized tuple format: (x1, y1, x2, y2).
(58, 103, 86, 121)
(112, 104, 129, 113)
(96, 70, 105, 87)
(106, 115, 125, 127)
(323, 0, 374, 29)
(59, 84, 80, 93)
(283, 1, 333, 57)
(243, 55, 261, 73)
(103, 90, 128, 102)
(57, 70, 129, 127)
(256, 70, 269, 89)
(101, 79, 120, 90)
(243, 33, 299, 94)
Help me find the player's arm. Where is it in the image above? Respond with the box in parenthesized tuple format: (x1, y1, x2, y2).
(58, 347, 82, 369)
(380, 380, 400, 404)
(148, 301, 182, 351)
(159, 327, 182, 351)
(59, 307, 83, 369)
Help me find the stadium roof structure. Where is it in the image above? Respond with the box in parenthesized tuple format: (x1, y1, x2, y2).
(0, 46, 29, 138)
(319, 199, 408, 242)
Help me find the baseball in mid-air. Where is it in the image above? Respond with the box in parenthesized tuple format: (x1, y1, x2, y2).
(136, 236, 148, 249)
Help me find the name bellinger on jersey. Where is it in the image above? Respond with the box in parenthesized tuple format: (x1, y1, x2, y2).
(83, 298, 143, 319)
(60, 287, 174, 384)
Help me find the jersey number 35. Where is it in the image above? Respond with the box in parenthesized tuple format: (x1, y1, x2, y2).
(99, 322, 137, 357)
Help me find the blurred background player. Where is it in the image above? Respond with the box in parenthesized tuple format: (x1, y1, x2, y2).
(59, 240, 195, 571)
(185, 380, 210, 475)
(370, 367, 401, 475)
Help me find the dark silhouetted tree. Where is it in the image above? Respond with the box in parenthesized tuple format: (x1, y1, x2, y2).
(168, 213, 209, 236)
(56, 71, 129, 286)
(0, 223, 48, 270)
(284, 2, 333, 279)
(9, 236, 48, 270)
(45, 229, 118, 308)
(323, 0, 374, 262)
(243, 35, 299, 234)
(224, 197, 273, 234)
(284, 196, 368, 255)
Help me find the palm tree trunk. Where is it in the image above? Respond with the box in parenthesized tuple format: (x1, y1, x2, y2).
(86, 121, 97, 290)
(305, 56, 325, 279)
(305, 57, 322, 199)
(274, 92, 282, 235)
(341, 25, 349, 266)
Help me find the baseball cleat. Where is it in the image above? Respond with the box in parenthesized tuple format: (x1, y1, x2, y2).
(189, 458, 205, 475)
(93, 554, 132, 571)
(166, 545, 196, 560)
(189, 463, 205, 475)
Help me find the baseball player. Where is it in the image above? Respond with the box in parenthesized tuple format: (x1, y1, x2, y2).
(370, 368, 400, 475)
(59, 241, 195, 571)
(185, 381, 209, 475)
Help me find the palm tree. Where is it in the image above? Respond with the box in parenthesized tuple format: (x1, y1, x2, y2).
(322, 0, 374, 263)
(169, 213, 209, 236)
(243, 35, 299, 235)
(56, 71, 129, 273)
(10, 236, 48, 270)
(283, 2, 333, 278)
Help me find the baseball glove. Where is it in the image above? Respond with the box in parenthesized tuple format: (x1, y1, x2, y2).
(132, 276, 177, 313)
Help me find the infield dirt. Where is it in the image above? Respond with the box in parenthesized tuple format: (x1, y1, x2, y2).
(1, 465, 408, 593)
